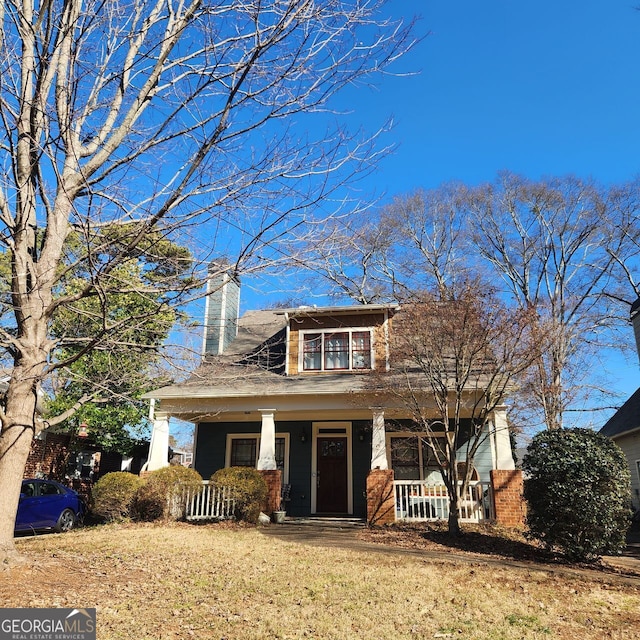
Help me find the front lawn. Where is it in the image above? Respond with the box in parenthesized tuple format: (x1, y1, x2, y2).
(2, 522, 638, 639)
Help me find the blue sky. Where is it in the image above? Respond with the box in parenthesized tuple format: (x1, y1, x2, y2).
(356, 1, 640, 194)
(223, 2, 640, 427)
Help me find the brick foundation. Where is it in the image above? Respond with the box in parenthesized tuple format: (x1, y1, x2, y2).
(366, 469, 395, 526)
(259, 469, 282, 516)
(491, 469, 525, 529)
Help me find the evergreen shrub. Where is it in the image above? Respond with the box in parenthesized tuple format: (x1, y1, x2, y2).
(523, 428, 632, 561)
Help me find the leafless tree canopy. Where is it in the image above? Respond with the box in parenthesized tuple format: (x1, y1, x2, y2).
(307, 173, 640, 432)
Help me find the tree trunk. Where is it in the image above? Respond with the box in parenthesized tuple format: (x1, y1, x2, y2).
(447, 493, 461, 536)
(0, 370, 42, 561)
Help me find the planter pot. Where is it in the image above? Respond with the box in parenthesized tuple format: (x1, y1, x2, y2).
(272, 510, 286, 524)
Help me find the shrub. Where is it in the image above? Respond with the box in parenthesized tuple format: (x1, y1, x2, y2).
(91, 472, 143, 522)
(134, 465, 203, 521)
(523, 428, 632, 562)
(131, 481, 167, 522)
(210, 467, 268, 524)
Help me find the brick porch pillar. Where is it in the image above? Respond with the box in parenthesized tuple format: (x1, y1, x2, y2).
(259, 469, 282, 517)
(366, 469, 395, 526)
(490, 469, 525, 529)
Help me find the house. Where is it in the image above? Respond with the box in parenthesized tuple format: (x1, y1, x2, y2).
(144, 269, 524, 526)
(600, 297, 640, 511)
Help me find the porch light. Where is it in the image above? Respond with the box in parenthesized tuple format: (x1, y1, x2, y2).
(300, 428, 308, 443)
(358, 427, 366, 442)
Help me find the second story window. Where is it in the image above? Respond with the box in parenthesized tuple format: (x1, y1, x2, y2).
(301, 329, 373, 371)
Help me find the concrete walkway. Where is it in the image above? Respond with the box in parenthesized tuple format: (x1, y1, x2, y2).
(259, 518, 640, 587)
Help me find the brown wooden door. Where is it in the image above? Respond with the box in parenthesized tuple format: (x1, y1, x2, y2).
(316, 437, 348, 513)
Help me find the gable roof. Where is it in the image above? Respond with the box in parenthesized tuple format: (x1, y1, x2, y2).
(600, 386, 640, 438)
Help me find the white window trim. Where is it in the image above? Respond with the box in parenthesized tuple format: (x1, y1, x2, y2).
(299, 327, 375, 372)
(225, 433, 290, 484)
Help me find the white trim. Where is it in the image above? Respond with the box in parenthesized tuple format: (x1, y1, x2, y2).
(384, 308, 391, 371)
(311, 421, 353, 515)
(224, 432, 290, 483)
(298, 327, 376, 372)
(284, 312, 290, 376)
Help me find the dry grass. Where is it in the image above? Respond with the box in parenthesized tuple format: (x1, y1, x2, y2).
(1, 522, 639, 639)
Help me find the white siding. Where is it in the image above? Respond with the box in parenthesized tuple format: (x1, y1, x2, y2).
(614, 431, 640, 510)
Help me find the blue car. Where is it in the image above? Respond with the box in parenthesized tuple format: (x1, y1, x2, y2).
(15, 479, 86, 534)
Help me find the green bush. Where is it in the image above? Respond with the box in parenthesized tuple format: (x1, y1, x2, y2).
(523, 428, 632, 562)
(135, 465, 203, 521)
(91, 472, 143, 522)
(210, 467, 268, 524)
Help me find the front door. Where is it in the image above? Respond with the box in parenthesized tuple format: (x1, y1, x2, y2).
(316, 437, 348, 513)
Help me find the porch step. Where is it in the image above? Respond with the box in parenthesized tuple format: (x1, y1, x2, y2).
(282, 517, 366, 529)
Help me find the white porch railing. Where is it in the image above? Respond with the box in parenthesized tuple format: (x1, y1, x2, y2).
(394, 480, 494, 523)
(185, 482, 236, 521)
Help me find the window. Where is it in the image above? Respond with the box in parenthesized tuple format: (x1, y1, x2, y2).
(40, 481, 63, 496)
(301, 329, 373, 372)
(230, 438, 257, 467)
(226, 434, 289, 482)
(388, 435, 445, 483)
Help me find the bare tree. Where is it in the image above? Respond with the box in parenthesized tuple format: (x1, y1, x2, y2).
(300, 185, 473, 304)
(379, 185, 474, 297)
(307, 174, 640, 431)
(373, 282, 539, 535)
(466, 173, 635, 431)
(299, 209, 399, 303)
(0, 0, 415, 560)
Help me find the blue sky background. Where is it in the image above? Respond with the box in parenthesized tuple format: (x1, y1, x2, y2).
(358, 1, 640, 191)
(189, 2, 640, 433)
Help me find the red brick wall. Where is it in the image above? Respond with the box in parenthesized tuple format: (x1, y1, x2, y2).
(491, 469, 526, 529)
(24, 432, 72, 480)
(259, 469, 282, 516)
(366, 469, 396, 526)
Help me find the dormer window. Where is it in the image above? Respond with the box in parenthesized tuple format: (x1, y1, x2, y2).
(301, 329, 372, 371)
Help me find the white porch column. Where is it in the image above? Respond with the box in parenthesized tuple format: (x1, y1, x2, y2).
(370, 409, 389, 470)
(147, 410, 170, 471)
(257, 409, 277, 471)
(490, 406, 515, 470)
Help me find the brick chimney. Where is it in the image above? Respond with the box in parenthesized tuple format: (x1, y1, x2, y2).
(203, 261, 240, 356)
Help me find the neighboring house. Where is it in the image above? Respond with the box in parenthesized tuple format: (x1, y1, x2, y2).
(144, 270, 523, 526)
(600, 297, 640, 512)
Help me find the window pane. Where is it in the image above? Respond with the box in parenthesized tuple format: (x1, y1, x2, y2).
(324, 333, 349, 370)
(352, 331, 371, 369)
(390, 437, 420, 480)
(303, 334, 322, 370)
(230, 438, 257, 467)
